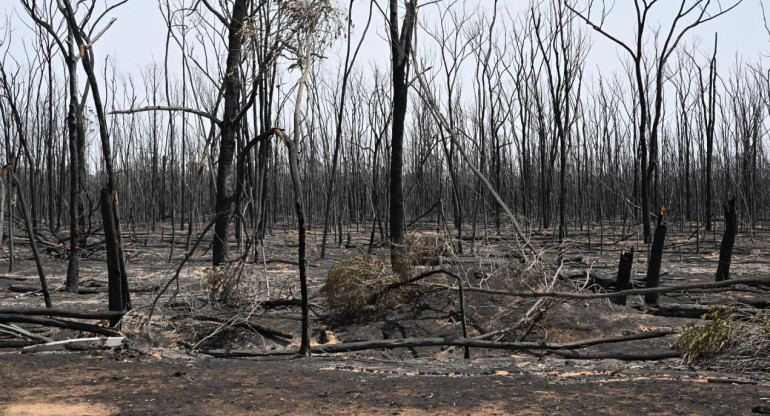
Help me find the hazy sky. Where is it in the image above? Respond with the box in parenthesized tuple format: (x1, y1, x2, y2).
(1, 1, 768, 82)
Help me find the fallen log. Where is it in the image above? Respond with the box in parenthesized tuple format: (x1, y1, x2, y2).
(0, 308, 125, 320)
(202, 329, 675, 357)
(260, 299, 303, 309)
(637, 304, 714, 319)
(545, 350, 681, 360)
(639, 303, 763, 319)
(8, 284, 41, 293)
(0, 314, 122, 337)
(7, 284, 102, 295)
(433, 276, 770, 300)
(0, 340, 36, 348)
(22, 337, 125, 353)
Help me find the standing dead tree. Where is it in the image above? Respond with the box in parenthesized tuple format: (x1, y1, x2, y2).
(279, 0, 344, 356)
(19, 0, 96, 294)
(388, 0, 418, 277)
(57, 0, 131, 311)
(566, 0, 741, 243)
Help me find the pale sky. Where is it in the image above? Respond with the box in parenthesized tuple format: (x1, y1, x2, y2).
(1, 1, 768, 87)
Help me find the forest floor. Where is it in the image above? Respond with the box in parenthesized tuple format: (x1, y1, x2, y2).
(0, 220, 769, 415)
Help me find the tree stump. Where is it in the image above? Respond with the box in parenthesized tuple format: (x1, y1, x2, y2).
(612, 248, 634, 306)
(645, 207, 667, 305)
(716, 197, 737, 281)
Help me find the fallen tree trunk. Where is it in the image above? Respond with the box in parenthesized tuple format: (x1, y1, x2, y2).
(0, 308, 125, 320)
(202, 329, 675, 357)
(545, 350, 681, 360)
(0, 340, 37, 348)
(0, 314, 122, 337)
(432, 276, 770, 300)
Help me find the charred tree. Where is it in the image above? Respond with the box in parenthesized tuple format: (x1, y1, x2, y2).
(644, 207, 667, 306)
(388, 0, 418, 277)
(612, 248, 634, 306)
(212, 0, 249, 266)
(715, 197, 737, 282)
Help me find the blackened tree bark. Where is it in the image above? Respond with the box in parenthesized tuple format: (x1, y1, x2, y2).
(18, 0, 88, 293)
(389, 0, 418, 277)
(64, 29, 84, 293)
(716, 197, 737, 281)
(644, 207, 667, 306)
(612, 248, 634, 306)
(701, 35, 718, 231)
(101, 187, 123, 326)
(213, 0, 248, 266)
(58, 0, 131, 309)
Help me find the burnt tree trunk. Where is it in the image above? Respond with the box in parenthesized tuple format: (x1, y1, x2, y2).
(716, 197, 737, 282)
(644, 208, 667, 306)
(612, 248, 634, 306)
(212, 0, 248, 266)
(60, 0, 131, 309)
(388, 0, 417, 277)
(12, 171, 52, 309)
(64, 30, 81, 293)
(101, 187, 124, 327)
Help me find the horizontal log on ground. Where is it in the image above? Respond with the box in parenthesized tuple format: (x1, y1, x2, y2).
(262, 259, 319, 268)
(0, 308, 125, 320)
(0, 340, 37, 348)
(0, 315, 122, 337)
(545, 350, 682, 360)
(202, 329, 675, 357)
(706, 377, 758, 385)
(432, 277, 770, 300)
(0, 275, 33, 281)
(22, 337, 125, 353)
(8, 284, 41, 293)
(8, 284, 102, 295)
(635, 304, 716, 319)
(260, 299, 304, 308)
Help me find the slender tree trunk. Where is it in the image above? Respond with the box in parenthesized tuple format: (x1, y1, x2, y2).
(716, 197, 737, 281)
(644, 208, 667, 305)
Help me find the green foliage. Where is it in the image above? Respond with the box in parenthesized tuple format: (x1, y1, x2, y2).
(322, 255, 400, 322)
(675, 307, 735, 362)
